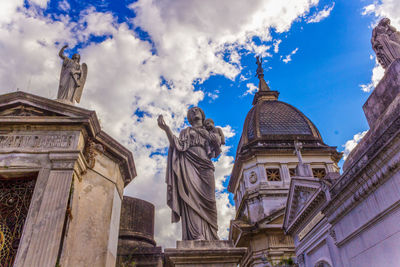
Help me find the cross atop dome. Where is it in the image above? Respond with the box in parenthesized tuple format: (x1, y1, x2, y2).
(255, 56, 270, 92)
(253, 56, 279, 105)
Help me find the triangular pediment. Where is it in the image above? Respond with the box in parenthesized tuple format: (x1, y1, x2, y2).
(0, 91, 95, 119)
(284, 177, 322, 231)
(0, 103, 66, 117)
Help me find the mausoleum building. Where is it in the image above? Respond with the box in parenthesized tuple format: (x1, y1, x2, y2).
(283, 58, 400, 267)
(0, 91, 136, 267)
(228, 65, 342, 266)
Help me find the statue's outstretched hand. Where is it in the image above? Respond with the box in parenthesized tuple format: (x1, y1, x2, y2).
(157, 115, 169, 131)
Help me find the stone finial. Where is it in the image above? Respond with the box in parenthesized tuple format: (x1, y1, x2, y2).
(57, 45, 88, 104)
(371, 18, 400, 69)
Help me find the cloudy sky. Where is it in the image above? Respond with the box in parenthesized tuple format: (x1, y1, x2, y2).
(0, 0, 398, 247)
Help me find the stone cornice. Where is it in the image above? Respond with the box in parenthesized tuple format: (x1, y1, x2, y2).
(324, 138, 400, 224)
(325, 95, 400, 223)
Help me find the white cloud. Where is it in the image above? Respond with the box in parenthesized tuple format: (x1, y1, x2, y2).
(282, 47, 299, 63)
(273, 39, 282, 53)
(58, 0, 71, 12)
(242, 83, 258, 96)
(239, 74, 249, 82)
(0, 0, 323, 248)
(207, 90, 220, 101)
(362, 0, 400, 28)
(307, 3, 335, 23)
(342, 130, 368, 160)
(359, 61, 385, 92)
(29, 0, 50, 9)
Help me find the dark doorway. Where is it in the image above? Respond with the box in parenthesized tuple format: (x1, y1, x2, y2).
(0, 174, 37, 267)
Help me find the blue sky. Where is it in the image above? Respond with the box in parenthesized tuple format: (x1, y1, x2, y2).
(0, 0, 398, 247)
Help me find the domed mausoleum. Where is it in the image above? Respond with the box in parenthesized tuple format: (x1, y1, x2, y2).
(228, 61, 342, 266)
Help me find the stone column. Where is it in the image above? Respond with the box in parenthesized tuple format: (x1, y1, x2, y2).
(14, 152, 77, 267)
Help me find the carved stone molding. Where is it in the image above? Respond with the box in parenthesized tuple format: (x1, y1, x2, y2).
(84, 138, 104, 169)
(329, 228, 337, 243)
(297, 253, 305, 267)
(249, 171, 257, 184)
(49, 153, 79, 171)
(0, 133, 75, 150)
(0, 104, 62, 117)
(326, 138, 400, 224)
(334, 115, 400, 197)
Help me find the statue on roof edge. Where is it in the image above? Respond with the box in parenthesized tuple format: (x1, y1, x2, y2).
(57, 45, 88, 104)
(371, 18, 400, 69)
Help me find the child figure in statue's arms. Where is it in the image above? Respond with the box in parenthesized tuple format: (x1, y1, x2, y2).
(204, 118, 225, 158)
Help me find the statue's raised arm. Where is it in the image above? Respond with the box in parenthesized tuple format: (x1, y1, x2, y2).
(157, 115, 175, 145)
(57, 45, 88, 104)
(59, 45, 68, 60)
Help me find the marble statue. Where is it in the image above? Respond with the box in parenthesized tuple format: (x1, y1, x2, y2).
(157, 107, 223, 240)
(255, 56, 264, 78)
(371, 18, 400, 69)
(294, 140, 311, 177)
(294, 140, 304, 164)
(57, 45, 88, 103)
(255, 56, 270, 91)
(204, 118, 225, 158)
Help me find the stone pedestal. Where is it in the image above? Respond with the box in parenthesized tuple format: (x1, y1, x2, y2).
(117, 197, 163, 267)
(164, 240, 246, 267)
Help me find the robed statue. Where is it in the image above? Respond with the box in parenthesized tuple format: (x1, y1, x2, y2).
(57, 45, 88, 103)
(157, 107, 224, 240)
(371, 18, 400, 69)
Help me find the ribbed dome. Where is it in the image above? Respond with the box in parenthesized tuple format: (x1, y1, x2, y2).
(245, 100, 320, 139)
(237, 92, 323, 154)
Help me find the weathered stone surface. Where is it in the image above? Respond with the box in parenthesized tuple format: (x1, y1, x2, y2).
(164, 240, 247, 267)
(363, 58, 400, 128)
(117, 197, 163, 267)
(118, 197, 155, 248)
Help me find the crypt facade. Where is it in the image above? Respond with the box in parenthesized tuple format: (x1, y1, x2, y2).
(0, 91, 136, 267)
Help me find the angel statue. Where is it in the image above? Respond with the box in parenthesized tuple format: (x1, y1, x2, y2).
(57, 45, 88, 104)
(371, 18, 400, 69)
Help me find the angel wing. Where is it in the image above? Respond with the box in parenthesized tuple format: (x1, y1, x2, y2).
(74, 63, 88, 103)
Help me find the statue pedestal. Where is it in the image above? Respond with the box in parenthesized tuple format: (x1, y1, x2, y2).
(164, 240, 247, 267)
(363, 58, 400, 128)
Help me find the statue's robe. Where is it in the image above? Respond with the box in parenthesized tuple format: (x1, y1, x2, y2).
(58, 58, 81, 102)
(166, 127, 218, 240)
